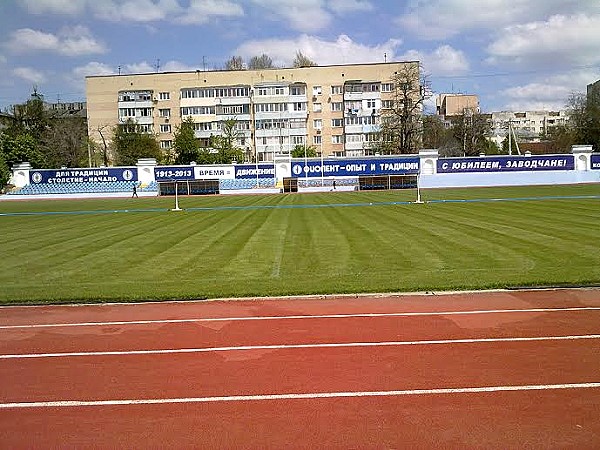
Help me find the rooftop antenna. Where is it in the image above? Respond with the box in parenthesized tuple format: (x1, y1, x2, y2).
(118, 65, 121, 75)
(155, 59, 160, 73)
(384, 52, 387, 63)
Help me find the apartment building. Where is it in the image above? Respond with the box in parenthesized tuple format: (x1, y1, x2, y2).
(489, 110, 568, 146)
(86, 61, 418, 162)
(436, 94, 480, 118)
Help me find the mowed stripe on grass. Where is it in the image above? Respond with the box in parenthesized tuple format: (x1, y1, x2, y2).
(0, 185, 599, 303)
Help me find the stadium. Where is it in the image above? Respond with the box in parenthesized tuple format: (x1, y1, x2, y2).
(2, 144, 600, 447)
(2, 145, 599, 304)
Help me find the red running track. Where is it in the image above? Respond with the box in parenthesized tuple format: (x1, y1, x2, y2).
(0, 288, 599, 448)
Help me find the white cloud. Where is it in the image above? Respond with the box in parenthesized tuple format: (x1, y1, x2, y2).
(327, 0, 373, 14)
(5, 27, 106, 57)
(73, 61, 116, 78)
(499, 70, 598, 111)
(13, 67, 47, 84)
(92, 0, 181, 22)
(250, 0, 332, 32)
(400, 45, 469, 77)
(161, 60, 199, 72)
(177, 0, 244, 24)
(235, 34, 401, 66)
(19, 0, 244, 24)
(486, 14, 600, 68)
(18, 0, 86, 15)
(395, 0, 590, 40)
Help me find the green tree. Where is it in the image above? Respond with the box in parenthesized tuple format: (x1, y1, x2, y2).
(210, 119, 244, 163)
(541, 124, 576, 153)
(248, 54, 273, 70)
(6, 90, 50, 143)
(292, 51, 317, 68)
(41, 116, 89, 168)
(0, 149, 10, 187)
(173, 117, 199, 164)
(113, 120, 162, 166)
(378, 63, 432, 154)
(291, 144, 317, 158)
(565, 91, 600, 150)
(450, 111, 493, 156)
(422, 114, 449, 149)
(0, 133, 45, 168)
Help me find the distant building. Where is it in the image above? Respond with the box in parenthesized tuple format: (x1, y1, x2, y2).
(489, 110, 568, 147)
(436, 94, 480, 118)
(44, 101, 87, 118)
(587, 79, 600, 99)
(0, 111, 15, 131)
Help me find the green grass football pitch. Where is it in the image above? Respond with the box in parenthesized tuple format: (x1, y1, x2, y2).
(1, 184, 599, 304)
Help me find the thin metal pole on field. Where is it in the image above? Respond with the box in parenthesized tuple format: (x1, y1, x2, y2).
(414, 173, 424, 204)
(172, 180, 182, 211)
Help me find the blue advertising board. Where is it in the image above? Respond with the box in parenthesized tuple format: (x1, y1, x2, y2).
(154, 166, 195, 181)
(291, 157, 419, 178)
(30, 167, 137, 184)
(437, 155, 574, 173)
(591, 154, 600, 170)
(234, 164, 276, 179)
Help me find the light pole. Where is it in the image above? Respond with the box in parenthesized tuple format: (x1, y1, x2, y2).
(171, 179, 182, 211)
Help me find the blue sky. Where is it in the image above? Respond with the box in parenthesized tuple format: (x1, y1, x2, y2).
(0, 0, 599, 113)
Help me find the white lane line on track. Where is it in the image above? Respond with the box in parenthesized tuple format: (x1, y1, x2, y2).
(1, 334, 599, 360)
(2, 306, 600, 330)
(1, 382, 600, 409)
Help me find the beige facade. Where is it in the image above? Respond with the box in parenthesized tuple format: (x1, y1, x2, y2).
(86, 61, 418, 162)
(436, 94, 480, 117)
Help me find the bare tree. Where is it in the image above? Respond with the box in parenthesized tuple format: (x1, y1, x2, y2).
(292, 51, 317, 68)
(96, 124, 111, 166)
(248, 54, 273, 70)
(377, 63, 432, 154)
(225, 56, 245, 71)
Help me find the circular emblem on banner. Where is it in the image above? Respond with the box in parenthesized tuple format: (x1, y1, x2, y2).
(292, 165, 302, 175)
(31, 172, 42, 184)
(123, 169, 133, 181)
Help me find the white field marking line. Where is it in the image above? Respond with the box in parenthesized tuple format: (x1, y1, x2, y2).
(1, 334, 600, 360)
(2, 306, 600, 330)
(2, 382, 600, 409)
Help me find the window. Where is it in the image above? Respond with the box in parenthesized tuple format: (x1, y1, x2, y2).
(159, 92, 170, 100)
(382, 100, 394, 109)
(381, 83, 394, 92)
(331, 102, 343, 112)
(180, 106, 215, 116)
(256, 86, 285, 96)
(159, 108, 171, 118)
(331, 85, 343, 95)
(160, 140, 172, 149)
(332, 135, 343, 144)
(290, 85, 306, 96)
(312, 86, 322, 96)
(292, 135, 305, 145)
(313, 103, 322, 113)
(255, 103, 286, 113)
(366, 100, 376, 109)
(331, 118, 343, 127)
(313, 135, 322, 145)
(292, 102, 307, 112)
(313, 119, 322, 129)
(160, 124, 171, 133)
(346, 134, 363, 143)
